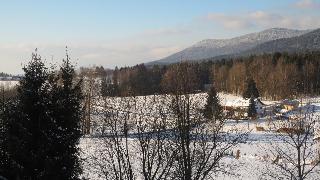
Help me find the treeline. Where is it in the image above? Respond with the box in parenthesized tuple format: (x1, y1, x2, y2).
(213, 52, 320, 99)
(0, 72, 11, 77)
(100, 63, 211, 96)
(97, 51, 320, 100)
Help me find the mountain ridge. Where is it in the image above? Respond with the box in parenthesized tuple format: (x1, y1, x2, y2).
(147, 28, 313, 65)
(241, 28, 320, 55)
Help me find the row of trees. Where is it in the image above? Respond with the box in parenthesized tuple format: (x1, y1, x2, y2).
(98, 51, 320, 100)
(0, 51, 83, 179)
(99, 62, 211, 97)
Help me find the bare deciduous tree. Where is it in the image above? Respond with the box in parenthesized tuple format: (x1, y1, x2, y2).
(136, 95, 176, 180)
(170, 92, 247, 180)
(262, 110, 320, 180)
(81, 69, 100, 134)
(164, 62, 248, 180)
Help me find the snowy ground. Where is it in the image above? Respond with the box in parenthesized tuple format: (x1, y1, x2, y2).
(79, 93, 320, 180)
(0, 80, 19, 89)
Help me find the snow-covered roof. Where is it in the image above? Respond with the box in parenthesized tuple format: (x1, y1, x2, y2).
(219, 94, 265, 108)
(219, 94, 247, 107)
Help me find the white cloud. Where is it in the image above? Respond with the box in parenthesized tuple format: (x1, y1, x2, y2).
(295, 0, 320, 9)
(205, 11, 320, 30)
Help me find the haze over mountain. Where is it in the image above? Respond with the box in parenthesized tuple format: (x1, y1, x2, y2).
(148, 28, 312, 65)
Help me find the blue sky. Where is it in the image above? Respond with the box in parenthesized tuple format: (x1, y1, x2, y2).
(1, 0, 320, 73)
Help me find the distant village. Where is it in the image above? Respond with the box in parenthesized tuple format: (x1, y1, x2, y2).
(222, 98, 302, 120)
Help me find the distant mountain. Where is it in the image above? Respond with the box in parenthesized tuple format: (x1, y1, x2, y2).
(148, 28, 311, 65)
(241, 28, 320, 55)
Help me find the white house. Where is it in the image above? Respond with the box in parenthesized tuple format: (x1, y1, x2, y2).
(221, 97, 266, 119)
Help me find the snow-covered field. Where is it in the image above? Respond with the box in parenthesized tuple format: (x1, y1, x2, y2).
(0, 80, 19, 89)
(79, 93, 320, 180)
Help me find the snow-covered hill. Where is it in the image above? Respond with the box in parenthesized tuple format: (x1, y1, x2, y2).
(148, 28, 310, 65)
(242, 28, 320, 55)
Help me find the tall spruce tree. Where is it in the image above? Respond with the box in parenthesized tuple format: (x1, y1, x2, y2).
(49, 53, 83, 179)
(100, 76, 108, 97)
(2, 52, 51, 179)
(0, 51, 83, 179)
(243, 78, 260, 99)
(203, 85, 223, 121)
(247, 96, 257, 119)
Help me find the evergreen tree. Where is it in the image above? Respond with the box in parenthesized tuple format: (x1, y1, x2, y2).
(247, 96, 257, 119)
(1, 51, 83, 179)
(2, 52, 51, 179)
(203, 85, 223, 120)
(49, 53, 83, 179)
(101, 77, 117, 97)
(0, 99, 20, 179)
(243, 78, 260, 99)
(112, 66, 119, 87)
(101, 77, 108, 97)
(111, 67, 119, 96)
